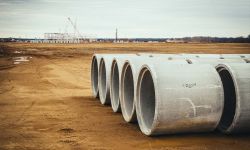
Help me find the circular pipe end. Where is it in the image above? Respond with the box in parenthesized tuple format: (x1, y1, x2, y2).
(244, 58, 250, 63)
(136, 66, 156, 136)
(110, 59, 121, 112)
(99, 58, 107, 105)
(186, 59, 193, 64)
(91, 56, 99, 98)
(216, 64, 237, 133)
(121, 62, 137, 122)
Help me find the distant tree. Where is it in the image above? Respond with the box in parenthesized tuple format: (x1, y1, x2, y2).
(248, 34, 250, 39)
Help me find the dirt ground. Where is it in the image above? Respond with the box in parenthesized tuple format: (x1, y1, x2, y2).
(0, 43, 250, 150)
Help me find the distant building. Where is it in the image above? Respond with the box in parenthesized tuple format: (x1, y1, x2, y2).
(166, 39, 185, 43)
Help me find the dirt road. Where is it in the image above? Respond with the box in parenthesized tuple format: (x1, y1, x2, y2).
(0, 43, 250, 150)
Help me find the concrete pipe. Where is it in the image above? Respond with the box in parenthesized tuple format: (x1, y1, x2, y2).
(239, 54, 250, 59)
(243, 58, 250, 63)
(136, 63, 224, 136)
(138, 53, 224, 60)
(138, 53, 190, 62)
(140, 53, 223, 59)
(221, 54, 242, 59)
(99, 54, 138, 105)
(91, 54, 102, 98)
(138, 53, 184, 58)
(186, 58, 246, 67)
(183, 54, 221, 59)
(110, 54, 138, 112)
(120, 57, 188, 123)
(216, 63, 250, 133)
(99, 55, 118, 105)
(137, 53, 217, 60)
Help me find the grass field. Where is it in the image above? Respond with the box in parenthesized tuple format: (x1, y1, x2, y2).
(0, 42, 250, 150)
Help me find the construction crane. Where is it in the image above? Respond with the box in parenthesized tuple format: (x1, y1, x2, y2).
(67, 17, 83, 43)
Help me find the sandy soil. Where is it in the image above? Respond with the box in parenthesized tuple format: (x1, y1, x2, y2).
(0, 43, 250, 150)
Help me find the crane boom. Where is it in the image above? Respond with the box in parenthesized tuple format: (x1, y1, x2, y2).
(67, 17, 84, 42)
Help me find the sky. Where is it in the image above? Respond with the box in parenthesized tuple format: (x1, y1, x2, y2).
(0, 0, 250, 38)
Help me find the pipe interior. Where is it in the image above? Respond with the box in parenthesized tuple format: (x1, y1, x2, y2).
(123, 64, 134, 117)
(91, 57, 98, 95)
(186, 59, 193, 64)
(244, 59, 250, 63)
(100, 59, 107, 100)
(139, 69, 155, 131)
(217, 67, 236, 131)
(111, 61, 119, 108)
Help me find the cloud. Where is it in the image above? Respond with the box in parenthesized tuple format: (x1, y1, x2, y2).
(0, 0, 250, 38)
(0, 0, 32, 4)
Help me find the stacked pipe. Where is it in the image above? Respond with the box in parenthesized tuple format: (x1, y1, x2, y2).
(91, 53, 250, 136)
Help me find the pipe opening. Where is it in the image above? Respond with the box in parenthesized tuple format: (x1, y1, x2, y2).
(91, 56, 99, 96)
(99, 59, 107, 101)
(244, 58, 250, 63)
(111, 60, 119, 109)
(138, 68, 156, 132)
(122, 63, 134, 118)
(217, 67, 236, 131)
(186, 59, 193, 64)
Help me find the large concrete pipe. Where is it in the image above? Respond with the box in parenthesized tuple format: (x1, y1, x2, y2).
(91, 54, 102, 98)
(110, 54, 138, 112)
(137, 53, 235, 60)
(140, 53, 223, 59)
(138, 53, 192, 63)
(221, 54, 242, 59)
(239, 54, 250, 59)
(243, 58, 250, 63)
(98, 53, 185, 106)
(183, 54, 221, 59)
(138, 53, 220, 59)
(120, 57, 188, 123)
(136, 63, 224, 136)
(99, 55, 117, 105)
(138, 53, 184, 58)
(239, 54, 250, 63)
(216, 63, 250, 133)
(186, 58, 246, 66)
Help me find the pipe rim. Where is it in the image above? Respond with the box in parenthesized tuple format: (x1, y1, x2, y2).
(121, 61, 136, 122)
(186, 59, 193, 64)
(136, 65, 159, 135)
(216, 64, 239, 133)
(243, 58, 250, 63)
(91, 55, 99, 97)
(99, 58, 107, 104)
(110, 59, 120, 112)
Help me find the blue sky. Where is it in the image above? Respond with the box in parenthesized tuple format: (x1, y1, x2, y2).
(0, 0, 250, 38)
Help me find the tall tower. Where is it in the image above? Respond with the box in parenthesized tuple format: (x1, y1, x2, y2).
(115, 28, 118, 42)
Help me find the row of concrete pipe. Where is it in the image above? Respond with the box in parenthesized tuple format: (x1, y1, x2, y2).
(91, 53, 250, 136)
